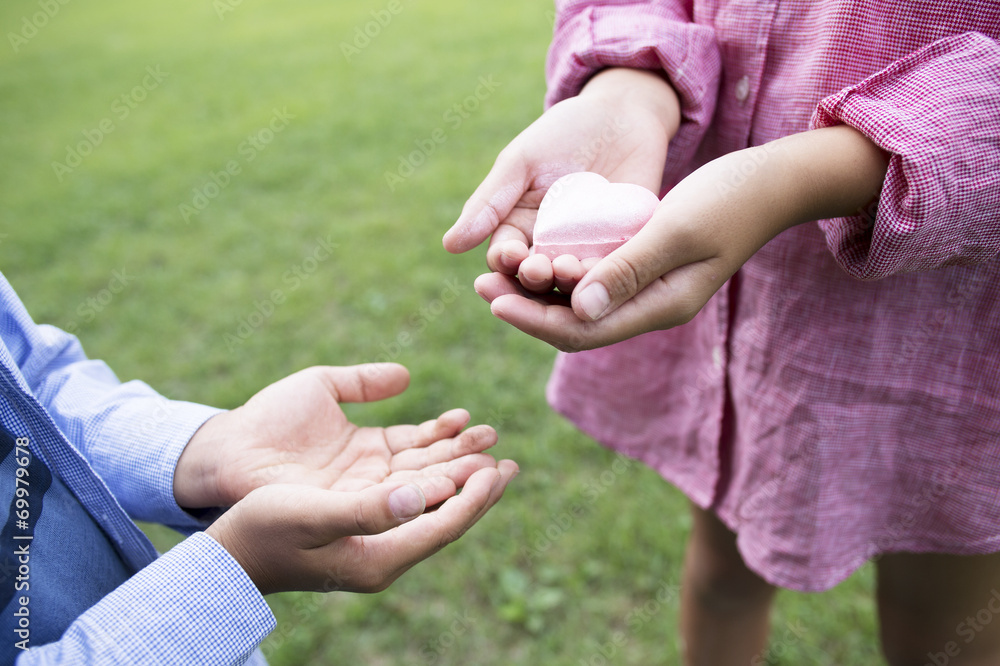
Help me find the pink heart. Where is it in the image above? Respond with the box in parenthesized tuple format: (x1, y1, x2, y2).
(532, 172, 659, 260)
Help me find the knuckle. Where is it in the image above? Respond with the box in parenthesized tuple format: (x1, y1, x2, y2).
(352, 501, 376, 535)
(555, 336, 587, 354)
(602, 255, 644, 299)
(437, 524, 469, 550)
(667, 293, 703, 327)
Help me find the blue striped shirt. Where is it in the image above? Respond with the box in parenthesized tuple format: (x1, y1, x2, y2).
(0, 273, 274, 664)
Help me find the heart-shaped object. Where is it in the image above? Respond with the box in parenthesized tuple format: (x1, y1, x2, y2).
(532, 172, 659, 260)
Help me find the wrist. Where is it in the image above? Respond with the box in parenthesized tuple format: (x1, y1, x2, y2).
(581, 67, 682, 141)
(174, 412, 230, 510)
(205, 511, 272, 595)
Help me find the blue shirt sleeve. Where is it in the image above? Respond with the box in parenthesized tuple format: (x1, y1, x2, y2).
(15, 532, 276, 665)
(0, 273, 223, 529)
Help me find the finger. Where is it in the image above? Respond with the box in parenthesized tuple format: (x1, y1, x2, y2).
(517, 254, 555, 293)
(383, 408, 471, 455)
(385, 452, 499, 489)
(485, 206, 539, 273)
(443, 151, 531, 254)
(490, 294, 597, 352)
(374, 461, 519, 566)
(489, 237, 530, 275)
(313, 364, 411, 403)
(410, 475, 458, 508)
(474, 272, 571, 308)
(552, 254, 585, 294)
(389, 425, 498, 471)
(474, 272, 526, 303)
(491, 259, 721, 351)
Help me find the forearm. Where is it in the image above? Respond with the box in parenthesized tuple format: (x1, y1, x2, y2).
(773, 124, 889, 226)
(688, 125, 890, 244)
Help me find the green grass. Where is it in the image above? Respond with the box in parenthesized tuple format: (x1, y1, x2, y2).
(0, 0, 882, 663)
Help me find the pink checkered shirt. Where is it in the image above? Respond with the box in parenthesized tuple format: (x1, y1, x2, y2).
(544, 0, 1000, 591)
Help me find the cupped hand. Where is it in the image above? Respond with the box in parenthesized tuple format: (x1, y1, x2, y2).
(174, 363, 502, 510)
(206, 460, 519, 595)
(442, 67, 679, 282)
(475, 126, 889, 351)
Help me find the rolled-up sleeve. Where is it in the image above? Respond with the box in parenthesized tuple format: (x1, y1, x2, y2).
(545, 0, 722, 186)
(0, 274, 221, 530)
(811, 31, 1000, 280)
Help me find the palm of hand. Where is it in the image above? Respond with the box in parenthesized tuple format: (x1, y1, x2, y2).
(199, 367, 492, 507)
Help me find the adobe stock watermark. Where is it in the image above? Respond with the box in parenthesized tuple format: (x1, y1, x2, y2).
(179, 107, 294, 223)
(384, 75, 501, 192)
(63, 268, 136, 335)
(362, 277, 466, 370)
(571, 117, 632, 167)
(51, 66, 169, 182)
(259, 570, 347, 659)
(750, 619, 808, 665)
(340, 0, 408, 62)
(735, 438, 818, 524)
(521, 452, 636, 562)
(578, 579, 681, 666)
(213, 0, 247, 20)
(714, 141, 782, 197)
(8, 0, 72, 54)
(222, 234, 337, 351)
(894, 268, 989, 366)
(924, 589, 1000, 666)
(420, 610, 475, 663)
(854, 463, 963, 567)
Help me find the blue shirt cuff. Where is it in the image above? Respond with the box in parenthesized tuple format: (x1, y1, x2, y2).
(91, 396, 225, 530)
(20, 532, 275, 665)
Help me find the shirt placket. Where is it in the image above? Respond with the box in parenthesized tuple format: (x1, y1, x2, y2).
(706, 0, 779, 503)
(712, 0, 778, 150)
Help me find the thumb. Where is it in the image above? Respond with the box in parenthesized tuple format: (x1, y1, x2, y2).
(316, 483, 427, 541)
(571, 226, 673, 322)
(314, 363, 411, 404)
(443, 151, 530, 254)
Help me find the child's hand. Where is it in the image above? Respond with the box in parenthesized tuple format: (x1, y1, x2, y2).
(475, 125, 889, 351)
(206, 462, 517, 595)
(174, 364, 509, 511)
(442, 67, 679, 275)
(516, 253, 601, 296)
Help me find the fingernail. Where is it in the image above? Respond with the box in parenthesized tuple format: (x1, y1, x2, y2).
(577, 283, 610, 321)
(499, 251, 517, 271)
(389, 485, 425, 521)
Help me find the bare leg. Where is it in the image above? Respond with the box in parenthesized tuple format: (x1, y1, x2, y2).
(876, 551, 1000, 666)
(681, 502, 777, 665)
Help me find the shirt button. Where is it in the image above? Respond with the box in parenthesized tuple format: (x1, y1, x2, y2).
(734, 75, 751, 102)
(712, 346, 724, 370)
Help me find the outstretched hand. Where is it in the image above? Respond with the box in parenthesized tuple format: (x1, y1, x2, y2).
(178, 362, 519, 595)
(206, 461, 518, 595)
(174, 363, 503, 510)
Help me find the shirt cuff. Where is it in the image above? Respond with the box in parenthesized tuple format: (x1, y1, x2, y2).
(810, 32, 1000, 279)
(22, 532, 274, 665)
(545, 2, 721, 189)
(94, 395, 225, 530)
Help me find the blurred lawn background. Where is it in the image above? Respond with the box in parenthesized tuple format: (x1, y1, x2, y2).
(0, 0, 882, 663)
